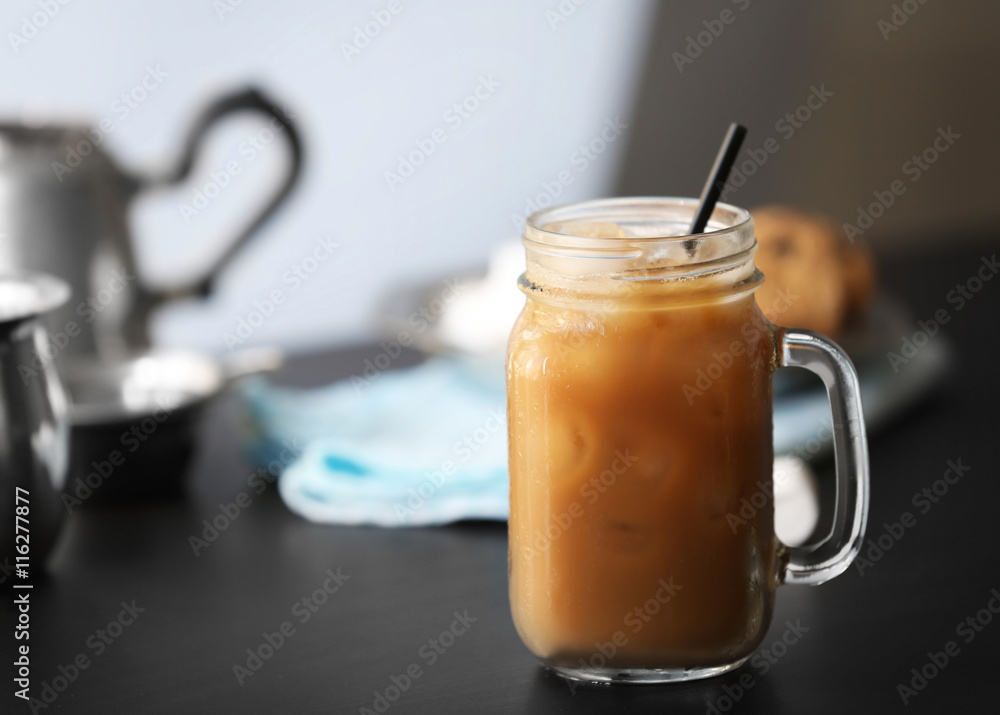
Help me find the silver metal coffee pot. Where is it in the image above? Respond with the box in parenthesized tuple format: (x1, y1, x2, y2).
(0, 88, 302, 362)
(0, 272, 71, 573)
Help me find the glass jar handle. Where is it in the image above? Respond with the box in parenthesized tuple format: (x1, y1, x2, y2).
(776, 328, 870, 585)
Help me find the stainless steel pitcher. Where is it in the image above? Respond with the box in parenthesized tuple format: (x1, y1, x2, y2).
(0, 88, 303, 363)
(0, 272, 71, 574)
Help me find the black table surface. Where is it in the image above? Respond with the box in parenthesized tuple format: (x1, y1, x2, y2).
(6, 238, 1000, 714)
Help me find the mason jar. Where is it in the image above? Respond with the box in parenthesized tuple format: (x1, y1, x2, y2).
(506, 197, 869, 683)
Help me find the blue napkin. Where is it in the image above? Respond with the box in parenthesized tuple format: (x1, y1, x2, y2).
(239, 358, 509, 526)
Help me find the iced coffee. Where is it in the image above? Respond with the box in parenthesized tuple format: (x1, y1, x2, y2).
(507, 198, 781, 680)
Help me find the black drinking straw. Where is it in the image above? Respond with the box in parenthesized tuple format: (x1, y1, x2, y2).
(685, 123, 748, 246)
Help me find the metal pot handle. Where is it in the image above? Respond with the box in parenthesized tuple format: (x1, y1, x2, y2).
(140, 87, 304, 299)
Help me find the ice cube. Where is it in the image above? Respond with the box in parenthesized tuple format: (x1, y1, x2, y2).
(543, 220, 628, 239)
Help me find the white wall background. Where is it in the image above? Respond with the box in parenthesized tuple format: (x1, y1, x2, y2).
(0, 0, 654, 354)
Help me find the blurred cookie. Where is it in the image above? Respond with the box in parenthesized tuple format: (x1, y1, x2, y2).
(750, 206, 848, 337)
